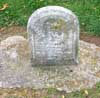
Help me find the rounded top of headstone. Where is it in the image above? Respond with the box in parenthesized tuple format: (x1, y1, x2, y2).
(27, 6, 79, 34)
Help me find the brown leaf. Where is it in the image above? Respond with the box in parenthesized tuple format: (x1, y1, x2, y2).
(0, 3, 8, 11)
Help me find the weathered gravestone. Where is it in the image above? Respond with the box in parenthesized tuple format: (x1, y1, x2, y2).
(27, 6, 79, 66)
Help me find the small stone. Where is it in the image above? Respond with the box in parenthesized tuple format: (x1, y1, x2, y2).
(0, 36, 31, 67)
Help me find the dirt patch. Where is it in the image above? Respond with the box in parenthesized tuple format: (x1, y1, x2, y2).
(0, 26, 26, 34)
(80, 33, 100, 47)
(0, 26, 27, 41)
(0, 26, 100, 46)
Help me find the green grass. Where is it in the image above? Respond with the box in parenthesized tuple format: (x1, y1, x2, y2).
(0, 0, 100, 36)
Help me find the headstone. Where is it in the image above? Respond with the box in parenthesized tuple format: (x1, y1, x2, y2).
(27, 6, 79, 66)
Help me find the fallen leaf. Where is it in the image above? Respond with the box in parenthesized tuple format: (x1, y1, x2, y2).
(0, 3, 8, 11)
(62, 95, 65, 98)
(84, 90, 88, 95)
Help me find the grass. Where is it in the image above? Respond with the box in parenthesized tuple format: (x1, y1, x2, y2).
(0, 82, 100, 98)
(0, 0, 100, 36)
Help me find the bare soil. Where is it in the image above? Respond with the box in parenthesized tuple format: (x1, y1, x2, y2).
(0, 26, 27, 41)
(80, 33, 100, 47)
(0, 26, 100, 46)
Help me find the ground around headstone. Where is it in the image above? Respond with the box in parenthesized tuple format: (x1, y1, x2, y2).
(0, 35, 100, 93)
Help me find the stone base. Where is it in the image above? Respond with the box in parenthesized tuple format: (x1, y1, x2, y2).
(0, 36, 100, 92)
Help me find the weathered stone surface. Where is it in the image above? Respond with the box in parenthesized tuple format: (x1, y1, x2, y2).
(0, 36, 31, 68)
(0, 36, 100, 92)
(27, 6, 79, 66)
